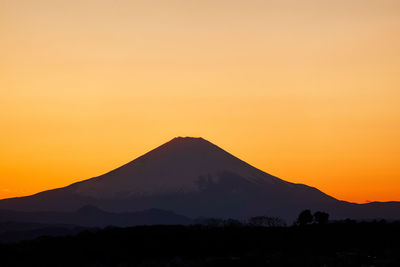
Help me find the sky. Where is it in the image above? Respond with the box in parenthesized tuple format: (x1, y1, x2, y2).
(1, 0, 399, 203)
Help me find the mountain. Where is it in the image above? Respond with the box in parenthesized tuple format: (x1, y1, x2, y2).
(0, 137, 399, 222)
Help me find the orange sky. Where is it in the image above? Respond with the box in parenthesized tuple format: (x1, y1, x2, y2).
(1, 0, 399, 203)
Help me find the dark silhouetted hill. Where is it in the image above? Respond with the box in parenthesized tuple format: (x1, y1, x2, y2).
(0, 206, 192, 228)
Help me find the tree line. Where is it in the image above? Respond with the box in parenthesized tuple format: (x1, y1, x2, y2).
(194, 209, 330, 228)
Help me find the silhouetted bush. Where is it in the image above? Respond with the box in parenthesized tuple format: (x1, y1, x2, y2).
(248, 216, 286, 227)
(223, 218, 243, 227)
(296, 209, 313, 225)
(314, 211, 329, 224)
(199, 218, 224, 227)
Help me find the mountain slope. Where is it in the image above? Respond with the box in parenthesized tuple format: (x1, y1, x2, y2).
(0, 137, 399, 221)
(69, 137, 289, 198)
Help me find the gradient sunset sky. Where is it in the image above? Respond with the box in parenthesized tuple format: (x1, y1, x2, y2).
(1, 0, 399, 203)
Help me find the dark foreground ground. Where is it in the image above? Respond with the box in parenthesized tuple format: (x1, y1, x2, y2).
(1, 221, 399, 267)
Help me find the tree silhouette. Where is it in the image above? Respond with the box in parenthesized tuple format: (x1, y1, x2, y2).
(248, 216, 286, 227)
(223, 219, 243, 227)
(202, 218, 224, 227)
(297, 210, 313, 225)
(314, 211, 329, 224)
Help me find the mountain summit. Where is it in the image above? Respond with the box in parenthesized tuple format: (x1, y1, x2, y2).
(0, 137, 399, 221)
(69, 136, 285, 199)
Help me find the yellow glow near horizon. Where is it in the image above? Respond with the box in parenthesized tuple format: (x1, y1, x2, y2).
(1, 0, 399, 203)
